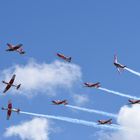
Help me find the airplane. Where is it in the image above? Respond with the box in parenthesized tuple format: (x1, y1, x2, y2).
(2, 74, 21, 93)
(98, 119, 112, 125)
(114, 54, 126, 73)
(6, 43, 25, 54)
(2, 100, 20, 120)
(57, 53, 71, 62)
(52, 100, 68, 105)
(84, 82, 101, 88)
(128, 99, 140, 104)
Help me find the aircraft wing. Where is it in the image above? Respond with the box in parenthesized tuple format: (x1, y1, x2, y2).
(18, 47, 23, 51)
(7, 102, 12, 120)
(106, 119, 112, 123)
(15, 44, 23, 48)
(9, 75, 16, 85)
(8, 101, 12, 109)
(7, 43, 13, 49)
(3, 84, 11, 93)
(3, 75, 16, 93)
(7, 110, 12, 120)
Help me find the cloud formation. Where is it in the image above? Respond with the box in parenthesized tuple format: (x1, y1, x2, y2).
(72, 94, 89, 106)
(1, 60, 82, 97)
(4, 117, 50, 140)
(97, 105, 140, 140)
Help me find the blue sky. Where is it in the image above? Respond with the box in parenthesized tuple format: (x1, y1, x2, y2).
(0, 0, 140, 140)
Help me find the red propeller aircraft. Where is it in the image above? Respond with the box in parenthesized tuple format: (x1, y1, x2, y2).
(6, 43, 25, 54)
(128, 99, 140, 104)
(98, 119, 112, 125)
(57, 53, 71, 62)
(52, 100, 68, 105)
(84, 82, 101, 88)
(2, 100, 20, 120)
(2, 74, 21, 93)
(114, 55, 126, 73)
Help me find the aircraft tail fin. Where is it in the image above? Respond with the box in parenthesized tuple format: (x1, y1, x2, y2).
(16, 84, 21, 90)
(17, 109, 20, 114)
(64, 100, 68, 105)
(97, 120, 101, 124)
(84, 83, 88, 86)
(20, 51, 25, 54)
(2, 81, 7, 84)
(109, 119, 112, 124)
(128, 99, 131, 102)
(1, 107, 5, 110)
(67, 57, 71, 62)
(18, 48, 25, 54)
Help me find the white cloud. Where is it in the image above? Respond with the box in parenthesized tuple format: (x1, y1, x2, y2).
(1, 60, 82, 97)
(97, 105, 140, 140)
(4, 117, 50, 140)
(73, 94, 89, 106)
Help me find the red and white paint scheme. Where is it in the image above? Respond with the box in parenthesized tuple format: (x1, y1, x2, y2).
(98, 119, 112, 125)
(2, 74, 21, 94)
(114, 54, 126, 73)
(84, 82, 101, 88)
(2, 100, 20, 120)
(6, 43, 25, 54)
(52, 100, 68, 105)
(57, 53, 71, 62)
(128, 99, 140, 104)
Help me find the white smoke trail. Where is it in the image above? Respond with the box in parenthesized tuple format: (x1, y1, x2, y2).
(66, 105, 117, 118)
(125, 67, 140, 77)
(20, 111, 120, 130)
(99, 87, 140, 100)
